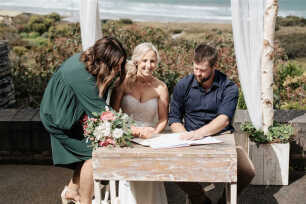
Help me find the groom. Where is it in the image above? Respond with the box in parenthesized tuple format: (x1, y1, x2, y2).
(168, 44, 255, 204)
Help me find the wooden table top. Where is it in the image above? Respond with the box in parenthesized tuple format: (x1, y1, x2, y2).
(93, 134, 237, 183)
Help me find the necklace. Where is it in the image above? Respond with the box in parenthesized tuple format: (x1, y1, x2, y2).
(137, 76, 153, 87)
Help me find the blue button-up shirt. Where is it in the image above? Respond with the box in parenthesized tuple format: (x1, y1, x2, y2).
(168, 70, 239, 133)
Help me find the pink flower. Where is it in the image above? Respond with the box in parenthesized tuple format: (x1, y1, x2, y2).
(106, 138, 115, 145)
(100, 111, 115, 121)
(98, 138, 115, 147)
(82, 114, 89, 123)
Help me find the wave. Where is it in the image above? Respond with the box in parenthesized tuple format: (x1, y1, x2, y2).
(0, 0, 304, 22)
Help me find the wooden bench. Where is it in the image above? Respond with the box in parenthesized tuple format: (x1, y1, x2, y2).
(92, 134, 237, 204)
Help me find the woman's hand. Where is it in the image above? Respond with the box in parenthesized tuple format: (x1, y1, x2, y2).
(138, 127, 155, 139)
(131, 126, 155, 139)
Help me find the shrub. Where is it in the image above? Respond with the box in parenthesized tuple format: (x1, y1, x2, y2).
(25, 37, 49, 47)
(241, 122, 294, 144)
(26, 14, 60, 35)
(154, 65, 182, 95)
(12, 46, 27, 56)
(276, 16, 306, 27)
(5, 17, 304, 109)
(119, 18, 133, 25)
(28, 32, 40, 38)
(274, 62, 305, 109)
(46, 12, 61, 22)
(237, 89, 247, 109)
(172, 29, 183, 34)
(281, 100, 306, 110)
(276, 33, 306, 59)
(19, 32, 28, 38)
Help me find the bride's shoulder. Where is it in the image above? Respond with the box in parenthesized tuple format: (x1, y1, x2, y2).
(153, 78, 168, 97)
(153, 77, 167, 89)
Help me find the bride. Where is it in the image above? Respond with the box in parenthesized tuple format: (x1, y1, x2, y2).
(111, 42, 169, 204)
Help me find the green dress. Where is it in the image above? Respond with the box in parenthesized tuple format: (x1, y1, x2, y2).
(40, 53, 107, 167)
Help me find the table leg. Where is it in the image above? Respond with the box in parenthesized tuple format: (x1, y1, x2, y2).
(225, 182, 237, 204)
(94, 180, 102, 204)
(110, 180, 119, 204)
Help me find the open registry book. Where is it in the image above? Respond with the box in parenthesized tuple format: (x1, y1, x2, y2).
(132, 133, 223, 149)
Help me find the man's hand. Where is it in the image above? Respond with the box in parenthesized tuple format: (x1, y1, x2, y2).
(180, 131, 205, 140)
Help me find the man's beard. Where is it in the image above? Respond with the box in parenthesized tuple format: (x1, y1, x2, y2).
(197, 70, 214, 84)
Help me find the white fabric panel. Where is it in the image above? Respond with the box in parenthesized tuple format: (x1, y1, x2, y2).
(80, 0, 102, 51)
(231, 0, 265, 129)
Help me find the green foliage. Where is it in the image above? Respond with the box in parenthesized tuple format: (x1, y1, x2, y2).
(277, 62, 303, 85)
(172, 29, 183, 34)
(19, 32, 28, 38)
(28, 32, 40, 38)
(280, 100, 306, 110)
(3, 13, 304, 109)
(277, 33, 306, 59)
(237, 89, 247, 109)
(46, 12, 61, 22)
(119, 18, 133, 25)
(241, 122, 294, 144)
(25, 37, 49, 47)
(276, 16, 306, 27)
(154, 65, 182, 95)
(24, 13, 61, 35)
(274, 62, 305, 109)
(12, 46, 27, 56)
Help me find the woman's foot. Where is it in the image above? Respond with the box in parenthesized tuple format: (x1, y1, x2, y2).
(61, 186, 80, 204)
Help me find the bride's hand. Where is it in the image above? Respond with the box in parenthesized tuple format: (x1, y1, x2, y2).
(139, 127, 155, 139)
(131, 126, 154, 138)
(131, 126, 141, 137)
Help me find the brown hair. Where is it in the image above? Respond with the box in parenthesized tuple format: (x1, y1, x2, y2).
(80, 36, 127, 97)
(193, 44, 218, 67)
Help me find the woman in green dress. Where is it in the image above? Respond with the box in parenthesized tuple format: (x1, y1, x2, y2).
(40, 36, 127, 204)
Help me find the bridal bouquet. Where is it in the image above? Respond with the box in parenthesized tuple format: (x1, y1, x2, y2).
(82, 107, 135, 149)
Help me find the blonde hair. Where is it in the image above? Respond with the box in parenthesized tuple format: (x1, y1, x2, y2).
(126, 43, 160, 88)
(131, 42, 160, 64)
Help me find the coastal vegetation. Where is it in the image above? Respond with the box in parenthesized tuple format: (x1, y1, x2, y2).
(0, 13, 305, 109)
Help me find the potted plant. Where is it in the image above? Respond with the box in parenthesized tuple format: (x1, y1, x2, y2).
(241, 122, 294, 185)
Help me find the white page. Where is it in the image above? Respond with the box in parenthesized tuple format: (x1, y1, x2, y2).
(132, 133, 223, 149)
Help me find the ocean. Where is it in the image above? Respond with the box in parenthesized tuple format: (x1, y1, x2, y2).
(0, 0, 305, 23)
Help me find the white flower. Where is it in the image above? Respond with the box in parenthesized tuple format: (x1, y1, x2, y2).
(121, 113, 129, 121)
(93, 121, 111, 140)
(112, 128, 124, 139)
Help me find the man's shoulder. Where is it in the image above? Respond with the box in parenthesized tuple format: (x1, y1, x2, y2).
(177, 74, 194, 86)
(216, 70, 237, 88)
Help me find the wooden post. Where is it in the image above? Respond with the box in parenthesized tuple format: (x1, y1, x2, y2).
(261, 0, 278, 133)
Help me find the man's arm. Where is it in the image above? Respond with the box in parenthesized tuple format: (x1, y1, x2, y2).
(168, 79, 187, 132)
(180, 114, 229, 140)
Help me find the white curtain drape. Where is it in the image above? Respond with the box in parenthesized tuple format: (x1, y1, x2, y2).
(231, 0, 266, 129)
(80, 0, 102, 51)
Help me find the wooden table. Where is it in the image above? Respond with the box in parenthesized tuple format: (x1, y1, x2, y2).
(93, 134, 237, 204)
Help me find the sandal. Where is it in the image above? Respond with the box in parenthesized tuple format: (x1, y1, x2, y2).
(61, 186, 80, 204)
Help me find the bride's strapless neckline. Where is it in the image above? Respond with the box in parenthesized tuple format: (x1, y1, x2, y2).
(124, 94, 158, 104)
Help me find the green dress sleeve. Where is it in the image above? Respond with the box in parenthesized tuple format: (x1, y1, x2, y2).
(62, 53, 107, 117)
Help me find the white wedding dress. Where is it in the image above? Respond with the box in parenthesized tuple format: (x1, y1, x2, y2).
(118, 95, 168, 204)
